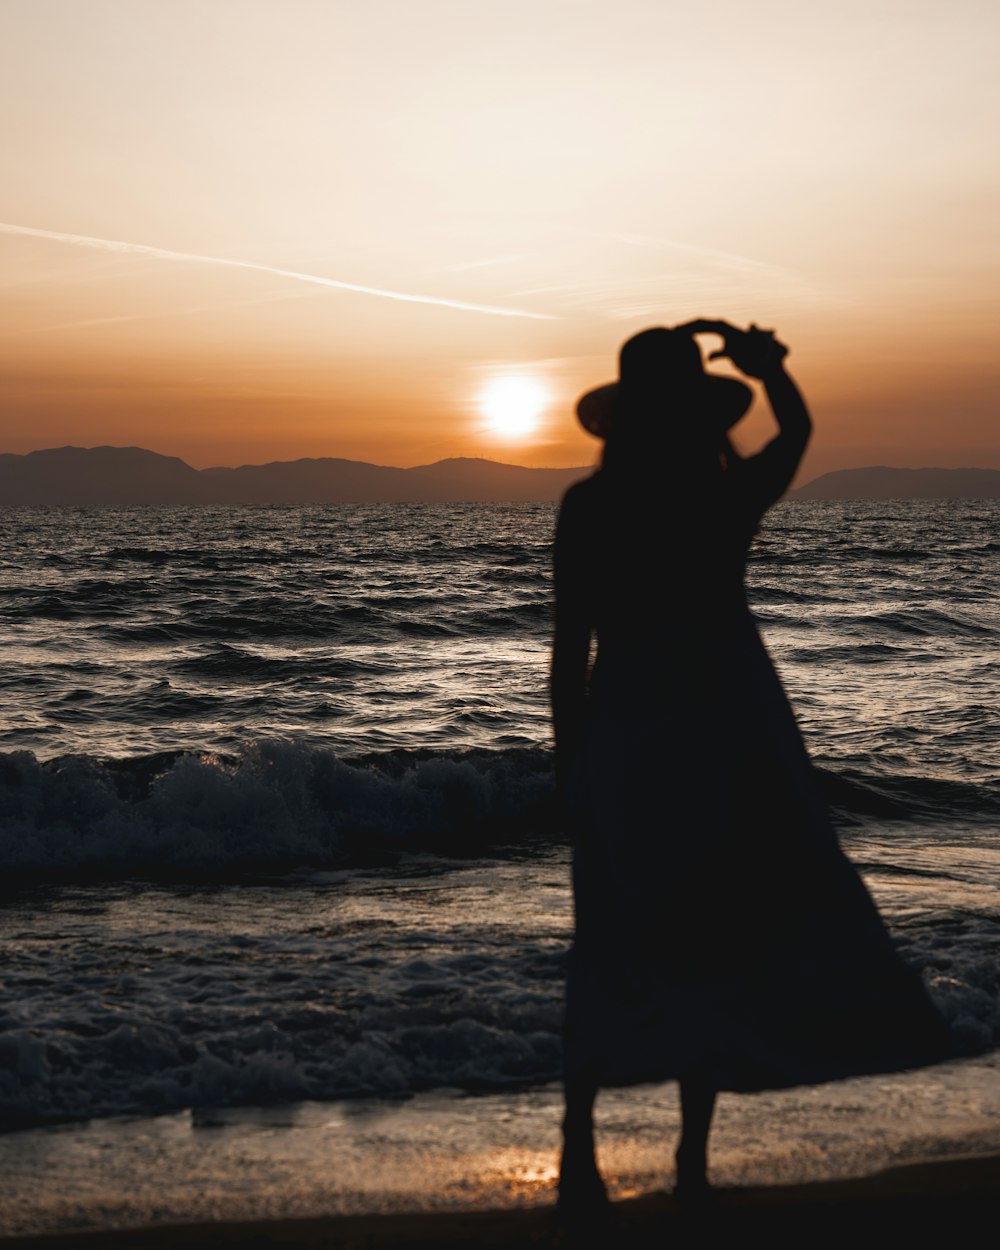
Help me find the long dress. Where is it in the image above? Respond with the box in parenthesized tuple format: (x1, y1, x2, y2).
(557, 441, 950, 1093)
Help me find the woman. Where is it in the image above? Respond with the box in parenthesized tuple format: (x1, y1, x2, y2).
(551, 321, 949, 1213)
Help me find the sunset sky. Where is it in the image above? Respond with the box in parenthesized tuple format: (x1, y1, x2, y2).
(1, 0, 998, 478)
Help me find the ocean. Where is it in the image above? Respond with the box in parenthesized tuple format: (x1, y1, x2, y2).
(0, 498, 998, 1232)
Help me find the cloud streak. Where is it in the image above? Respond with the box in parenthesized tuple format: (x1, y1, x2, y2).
(0, 223, 556, 321)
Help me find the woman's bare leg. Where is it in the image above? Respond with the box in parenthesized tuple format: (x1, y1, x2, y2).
(675, 1076, 716, 1196)
(558, 1074, 609, 1213)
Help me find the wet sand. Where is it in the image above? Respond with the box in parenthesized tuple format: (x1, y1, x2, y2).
(3, 1152, 998, 1248)
(3, 1064, 1000, 1244)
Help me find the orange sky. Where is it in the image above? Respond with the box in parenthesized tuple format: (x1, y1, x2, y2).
(1, 0, 998, 480)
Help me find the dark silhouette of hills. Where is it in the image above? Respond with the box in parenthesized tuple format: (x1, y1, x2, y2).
(0, 446, 205, 505)
(790, 466, 1000, 500)
(2, 447, 998, 505)
(0, 446, 593, 504)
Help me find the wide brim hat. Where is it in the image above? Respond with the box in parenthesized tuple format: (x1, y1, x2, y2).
(576, 375, 753, 440)
(577, 325, 754, 440)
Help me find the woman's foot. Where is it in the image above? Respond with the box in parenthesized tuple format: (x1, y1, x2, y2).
(673, 1145, 715, 1210)
(557, 1145, 611, 1222)
(676, 1076, 717, 1209)
(558, 1079, 608, 1236)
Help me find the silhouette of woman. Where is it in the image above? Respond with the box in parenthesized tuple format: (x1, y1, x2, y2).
(551, 321, 950, 1214)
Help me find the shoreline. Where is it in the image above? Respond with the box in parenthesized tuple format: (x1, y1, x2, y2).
(3, 1151, 998, 1248)
(3, 1064, 999, 1241)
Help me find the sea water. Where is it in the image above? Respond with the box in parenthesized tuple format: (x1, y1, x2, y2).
(0, 500, 997, 1230)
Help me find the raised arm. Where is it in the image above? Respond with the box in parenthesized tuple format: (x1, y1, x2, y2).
(681, 319, 812, 510)
(551, 483, 593, 794)
(751, 352, 812, 505)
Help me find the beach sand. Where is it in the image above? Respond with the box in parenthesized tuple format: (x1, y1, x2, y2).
(2, 1152, 998, 1248)
(2, 1063, 999, 1248)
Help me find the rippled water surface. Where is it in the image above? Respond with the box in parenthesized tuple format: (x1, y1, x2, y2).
(1, 501, 995, 778)
(0, 500, 997, 1128)
(1, 504, 555, 758)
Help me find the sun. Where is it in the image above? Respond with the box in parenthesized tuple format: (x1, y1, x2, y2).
(479, 375, 548, 438)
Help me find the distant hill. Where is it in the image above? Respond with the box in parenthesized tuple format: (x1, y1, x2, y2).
(0, 446, 594, 505)
(3, 448, 998, 505)
(792, 466, 1000, 500)
(0, 446, 206, 505)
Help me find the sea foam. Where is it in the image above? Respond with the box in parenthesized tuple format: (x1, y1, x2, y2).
(0, 743, 555, 875)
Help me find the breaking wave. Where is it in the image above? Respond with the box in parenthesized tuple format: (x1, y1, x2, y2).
(1, 743, 996, 878)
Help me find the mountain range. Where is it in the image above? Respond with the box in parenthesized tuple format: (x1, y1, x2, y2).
(1, 446, 998, 504)
(790, 465, 1000, 499)
(0, 447, 590, 505)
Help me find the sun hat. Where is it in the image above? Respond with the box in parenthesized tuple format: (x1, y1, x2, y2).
(576, 326, 753, 440)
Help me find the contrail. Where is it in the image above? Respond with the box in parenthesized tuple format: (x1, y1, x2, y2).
(0, 222, 556, 320)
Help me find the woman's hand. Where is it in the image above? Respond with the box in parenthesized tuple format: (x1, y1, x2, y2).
(709, 324, 788, 379)
(675, 319, 788, 380)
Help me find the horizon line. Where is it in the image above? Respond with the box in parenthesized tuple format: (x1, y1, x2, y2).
(1, 443, 594, 473)
(4, 444, 999, 479)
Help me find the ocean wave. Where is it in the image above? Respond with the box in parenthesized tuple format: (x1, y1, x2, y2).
(815, 766, 999, 824)
(0, 743, 557, 876)
(0, 922, 566, 1130)
(171, 644, 333, 680)
(0, 744, 996, 879)
(0, 893, 994, 1131)
(97, 603, 494, 646)
(783, 643, 913, 664)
